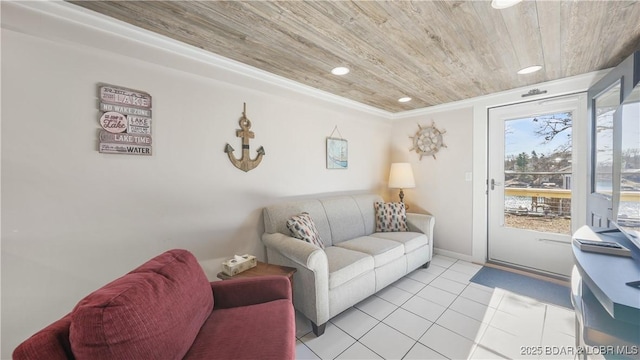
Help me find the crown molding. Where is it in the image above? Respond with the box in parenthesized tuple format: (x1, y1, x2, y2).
(390, 69, 610, 120)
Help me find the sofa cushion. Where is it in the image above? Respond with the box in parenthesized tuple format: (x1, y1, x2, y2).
(183, 299, 295, 360)
(263, 200, 334, 245)
(286, 212, 325, 249)
(320, 197, 367, 243)
(69, 249, 214, 360)
(324, 246, 374, 289)
(371, 231, 428, 253)
(352, 194, 383, 235)
(334, 236, 405, 267)
(374, 202, 408, 232)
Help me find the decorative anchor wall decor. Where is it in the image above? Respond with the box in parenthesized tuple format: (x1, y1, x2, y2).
(224, 103, 265, 172)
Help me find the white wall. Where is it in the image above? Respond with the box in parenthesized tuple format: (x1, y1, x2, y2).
(389, 107, 474, 257)
(389, 71, 607, 264)
(0, 2, 391, 356)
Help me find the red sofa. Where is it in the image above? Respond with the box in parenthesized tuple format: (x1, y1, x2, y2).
(13, 249, 295, 360)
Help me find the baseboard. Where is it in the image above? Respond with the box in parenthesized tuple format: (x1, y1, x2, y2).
(433, 248, 476, 263)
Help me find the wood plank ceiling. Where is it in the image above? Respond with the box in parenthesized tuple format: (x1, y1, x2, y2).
(68, 1, 640, 113)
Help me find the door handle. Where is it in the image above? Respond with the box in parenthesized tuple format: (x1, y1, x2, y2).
(490, 179, 502, 190)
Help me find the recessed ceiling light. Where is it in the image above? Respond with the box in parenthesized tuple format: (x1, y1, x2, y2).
(398, 97, 412, 103)
(331, 67, 350, 75)
(517, 65, 543, 75)
(491, 0, 523, 9)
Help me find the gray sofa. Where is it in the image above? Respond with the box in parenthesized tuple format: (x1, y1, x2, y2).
(262, 194, 435, 336)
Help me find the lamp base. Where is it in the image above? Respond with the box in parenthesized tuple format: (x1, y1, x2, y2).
(398, 189, 410, 210)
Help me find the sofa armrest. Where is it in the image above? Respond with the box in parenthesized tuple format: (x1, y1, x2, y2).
(407, 213, 435, 255)
(13, 313, 74, 360)
(261, 232, 330, 326)
(407, 213, 435, 236)
(211, 275, 291, 309)
(262, 232, 326, 268)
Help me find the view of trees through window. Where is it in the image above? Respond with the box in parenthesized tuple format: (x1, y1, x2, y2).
(618, 89, 640, 228)
(503, 112, 573, 235)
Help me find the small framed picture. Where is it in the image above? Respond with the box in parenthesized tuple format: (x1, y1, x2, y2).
(326, 137, 348, 169)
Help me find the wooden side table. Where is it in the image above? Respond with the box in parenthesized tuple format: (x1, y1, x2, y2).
(217, 261, 297, 293)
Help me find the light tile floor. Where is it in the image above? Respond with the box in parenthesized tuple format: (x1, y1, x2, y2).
(295, 255, 578, 360)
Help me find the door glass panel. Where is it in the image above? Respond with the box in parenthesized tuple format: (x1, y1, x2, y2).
(594, 82, 620, 196)
(617, 84, 640, 231)
(504, 112, 573, 235)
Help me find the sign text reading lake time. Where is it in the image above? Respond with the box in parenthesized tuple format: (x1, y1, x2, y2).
(100, 130, 152, 145)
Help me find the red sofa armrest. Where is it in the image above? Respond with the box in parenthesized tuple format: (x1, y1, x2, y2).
(13, 313, 74, 360)
(211, 275, 291, 309)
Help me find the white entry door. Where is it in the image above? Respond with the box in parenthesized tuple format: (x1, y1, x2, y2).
(488, 94, 586, 278)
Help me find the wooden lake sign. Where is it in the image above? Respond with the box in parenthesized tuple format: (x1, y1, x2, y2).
(97, 84, 153, 156)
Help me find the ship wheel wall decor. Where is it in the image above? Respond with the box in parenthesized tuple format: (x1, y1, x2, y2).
(410, 121, 447, 160)
(224, 103, 265, 172)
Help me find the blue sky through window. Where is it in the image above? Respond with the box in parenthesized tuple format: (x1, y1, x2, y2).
(505, 113, 572, 157)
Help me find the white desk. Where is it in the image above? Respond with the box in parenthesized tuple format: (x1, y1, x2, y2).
(571, 226, 640, 358)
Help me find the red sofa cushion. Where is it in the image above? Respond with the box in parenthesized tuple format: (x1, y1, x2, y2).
(69, 249, 213, 360)
(183, 298, 295, 360)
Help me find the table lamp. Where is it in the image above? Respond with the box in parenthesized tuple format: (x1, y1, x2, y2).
(388, 162, 416, 203)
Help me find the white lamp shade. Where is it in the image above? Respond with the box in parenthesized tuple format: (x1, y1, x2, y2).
(388, 163, 416, 189)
